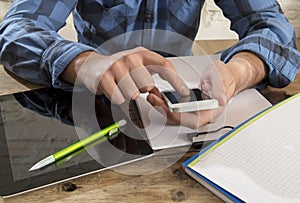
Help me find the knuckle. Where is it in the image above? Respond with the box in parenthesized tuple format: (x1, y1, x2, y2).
(96, 85, 104, 95)
(123, 53, 139, 64)
(99, 71, 110, 82)
(213, 60, 224, 67)
(112, 97, 124, 105)
(110, 61, 123, 72)
(134, 46, 147, 52)
(140, 84, 154, 93)
(162, 59, 173, 68)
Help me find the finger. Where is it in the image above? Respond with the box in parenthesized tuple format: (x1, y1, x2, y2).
(149, 87, 163, 99)
(147, 93, 170, 114)
(117, 72, 140, 100)
(150, 65, 190, 96)
(209, 106, 225, 123)
(180, 112, 207, 129)
(138, 51, 190, 96)
(129, 66, 155, 93)
(110, 46, 148, 61)
(109, 60, 141, 100)
(183, 108, 223, 129)
(147, 93, 182, 123)
(116, 51, 155, 93)
(200, 80, 213, 100)
(130, 68, 155, 92)
(147, 93, 209, 129)
(98, 73, 125, 104)
(200, 80, 212, 94)
(201, 63, 227, 106)
(147, 93, 195, 127)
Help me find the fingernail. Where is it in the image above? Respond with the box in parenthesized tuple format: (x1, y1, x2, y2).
(131, 91, 140, 100)
(180, 85, 190, 96)
(147, 95, 154, 104)
(114, 97, 125, 105)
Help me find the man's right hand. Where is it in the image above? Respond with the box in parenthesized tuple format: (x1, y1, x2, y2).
(61, 47, 190, 104)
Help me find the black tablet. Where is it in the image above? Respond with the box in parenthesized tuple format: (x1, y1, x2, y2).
(0, 87, 153, 197)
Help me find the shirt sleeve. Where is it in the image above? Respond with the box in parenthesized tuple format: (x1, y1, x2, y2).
(0, 0, 99, 90)
(215, 0, 300, 88)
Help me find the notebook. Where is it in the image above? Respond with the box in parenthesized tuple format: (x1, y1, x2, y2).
(183, 92, 300, 202)
(0, 87, 153, 198)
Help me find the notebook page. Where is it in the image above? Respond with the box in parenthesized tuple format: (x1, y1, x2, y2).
(190, 94, 300, 202)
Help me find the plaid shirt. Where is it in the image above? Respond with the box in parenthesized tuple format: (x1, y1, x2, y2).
(0, 0, 299, 89)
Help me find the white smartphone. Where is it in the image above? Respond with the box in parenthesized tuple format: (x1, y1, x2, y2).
(161, 88, 218, 113)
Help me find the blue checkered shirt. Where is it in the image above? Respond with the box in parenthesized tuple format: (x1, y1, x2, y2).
(0, 0, 299, 89)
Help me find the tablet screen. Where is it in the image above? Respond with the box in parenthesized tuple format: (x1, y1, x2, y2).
(0, 88, 153, 197)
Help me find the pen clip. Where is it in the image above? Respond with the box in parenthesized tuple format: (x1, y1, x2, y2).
(108, 128, 119, 140)
(56, 129, 120, 166)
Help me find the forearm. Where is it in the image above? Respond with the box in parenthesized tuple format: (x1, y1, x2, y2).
(227, 52, 269, 95)
(0, 17, 97, 89)
(0, 0, 97, 90)
(217, 0, 300, 88)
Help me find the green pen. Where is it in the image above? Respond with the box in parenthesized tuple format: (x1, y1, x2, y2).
(29, 119, 127, 171)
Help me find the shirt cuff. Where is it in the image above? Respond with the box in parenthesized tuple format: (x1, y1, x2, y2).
(220, 34, 300, 88)
(41, 40, 99, 91)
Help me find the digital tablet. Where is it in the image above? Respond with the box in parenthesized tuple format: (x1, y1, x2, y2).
(0, 87, 153, 197)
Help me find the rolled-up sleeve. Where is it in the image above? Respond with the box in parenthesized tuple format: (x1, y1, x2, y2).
(0, 0, 98, 90)
(215, 0, 300, 88)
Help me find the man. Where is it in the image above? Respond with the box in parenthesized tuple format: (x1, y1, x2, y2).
(0, 0, 299, 129)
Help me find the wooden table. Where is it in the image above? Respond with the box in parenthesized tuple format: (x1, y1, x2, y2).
(1, 40, 300, 203)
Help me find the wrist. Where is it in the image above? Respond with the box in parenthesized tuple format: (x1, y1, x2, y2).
(60, 51, 97, 84)
(227, 52, 268, 94)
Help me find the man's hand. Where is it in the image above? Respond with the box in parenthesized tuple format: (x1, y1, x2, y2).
(61, 47, 190, 104)
(147, 87, 225, 129)
(147, 51, 268, 129)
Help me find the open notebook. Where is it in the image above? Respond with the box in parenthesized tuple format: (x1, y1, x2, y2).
(183, 92, 300, 202)
(136, 55, 271, 149)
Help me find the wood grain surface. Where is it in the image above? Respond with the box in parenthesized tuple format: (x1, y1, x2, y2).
(1, 40, 300, 203)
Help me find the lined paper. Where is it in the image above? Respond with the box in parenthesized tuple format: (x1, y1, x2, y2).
(190, 94, 300, 202)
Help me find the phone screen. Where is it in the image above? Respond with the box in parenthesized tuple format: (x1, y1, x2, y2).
(163, 89, 208, 104)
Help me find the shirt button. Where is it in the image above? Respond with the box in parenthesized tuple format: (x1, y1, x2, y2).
(145, 13, 154, 23)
